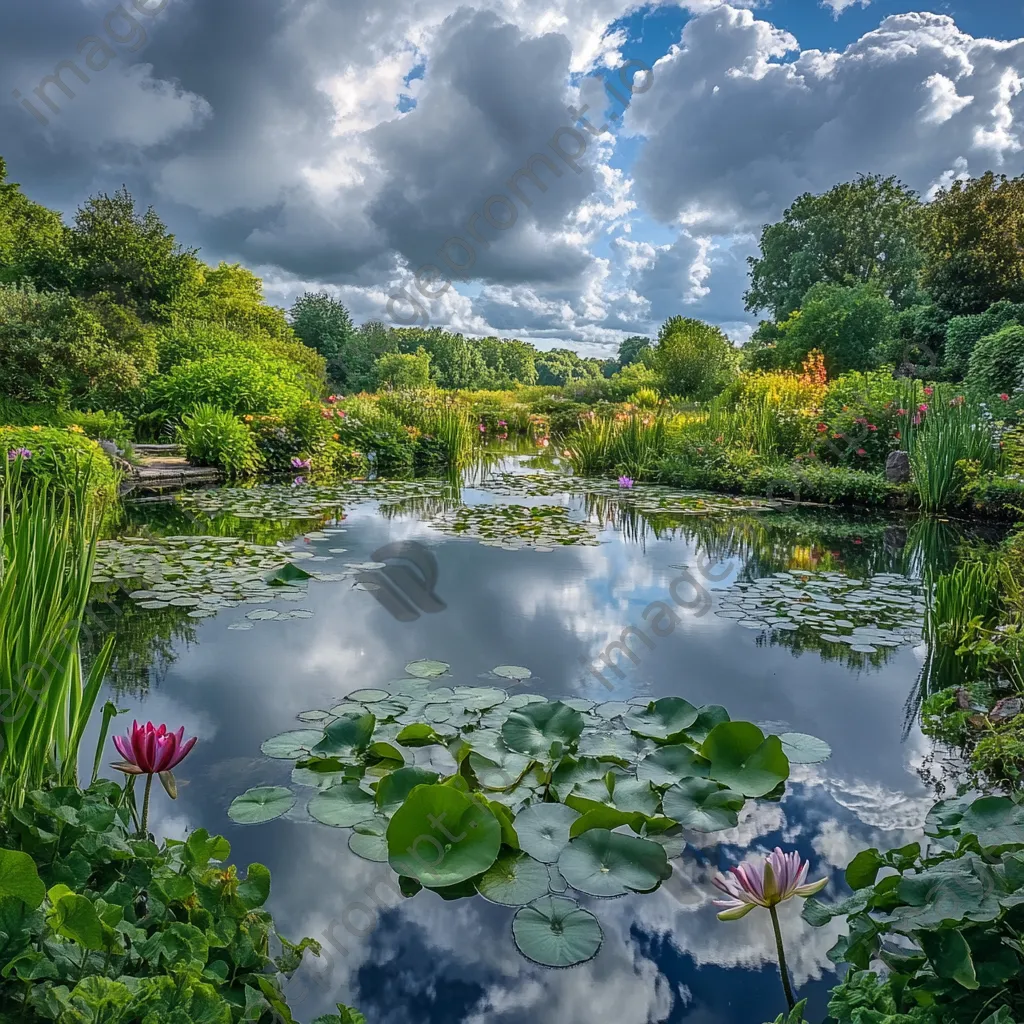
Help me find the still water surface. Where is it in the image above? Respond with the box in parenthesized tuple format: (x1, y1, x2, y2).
(90, 458, 991, 1023)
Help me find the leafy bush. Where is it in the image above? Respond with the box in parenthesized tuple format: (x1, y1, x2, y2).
(0, 782, 361, 1023)
(655, 316, 739, 400)
(0, 284, 156, 411)
(0, 427, 119, 506)
(177, 404, 262, 477)
(374, 349, 432, 389)
(0, 400, 133, 449)
(967, 324, 1024, 396)
(945, 300, 1024, 378)
(803, 791, 1024, 1023)
(148, 355, 312, 420)
(334, 399, 416, 472)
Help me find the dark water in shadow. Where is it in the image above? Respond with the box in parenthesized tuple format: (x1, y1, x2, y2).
(87, 458, 1001, 1024)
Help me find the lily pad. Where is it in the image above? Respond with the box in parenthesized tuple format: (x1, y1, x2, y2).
(502, 702, 585, 757)
(662, 778, 744, 832)
(702, 721, 789, 797)
(348, 829, 389, 862)
(493, 665, 532, 681)
(779, 732, 832, 765)
(405, 660, 450, 678)
(624, 698, 700, 741)
(514, 802, 581, 863)
(261, 730, 325, 759)
(476, 851, 551, 906)
(386, 784, 501, 887)
(308, 783, 376, 827)
(311, 712, 376, 757)
(512, 895, 603, 968)
(557, 829, 671, 897)
(637, 745, 712, 786)
(375, 766, 440, 815)
(228, 787, 295, 824)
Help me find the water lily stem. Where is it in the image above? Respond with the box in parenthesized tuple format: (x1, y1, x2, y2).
(140, 773, 154, 837)
(769, 904, 796, 1010)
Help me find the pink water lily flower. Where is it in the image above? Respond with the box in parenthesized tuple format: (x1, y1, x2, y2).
(618, 476, 634, 489)
(113, 721, 197, 776)
(713, 848, 827, 920)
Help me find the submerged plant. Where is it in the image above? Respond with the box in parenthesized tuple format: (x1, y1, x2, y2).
(714, 849, 826, 1009)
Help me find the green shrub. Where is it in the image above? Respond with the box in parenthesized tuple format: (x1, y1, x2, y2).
(177, 404, 262, 477)
(655, 316, 739, 400)
(945, 300, 1024, 378)
(0, 426, 119, 506)
(334, 400, 415, 472)
(0, 782, 357, 1023)
(375, 349, 432, 389)
(148, 355, 312, 420)
(0, 400, 133, 449)
(966, 324, 1024, 395)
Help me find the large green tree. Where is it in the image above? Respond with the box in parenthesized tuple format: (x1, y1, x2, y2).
(477, 337, 539, 387)
(0, 158, 68, 290)
(66, 187, 202, 318)
(921, 172, 1024, 317)
(745, 174, 924, 321)
(654, 317, 738, 400)
(775, 282, 894, 375)
(535, 348, 602, 386)
(617, 335, 653, 369)
(289, 291, 355, 361)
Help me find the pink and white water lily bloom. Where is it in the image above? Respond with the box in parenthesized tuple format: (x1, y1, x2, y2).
(713, 848, 827, 920)
(112, 721, 197, 776)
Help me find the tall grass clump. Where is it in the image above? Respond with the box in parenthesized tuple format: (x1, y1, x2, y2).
(564, 416, 617, 476)
(612, 414, 667, 479)
(912, 392, 1000, 511)
(0, 464, 114, 808)
(423, 403, 474, 468)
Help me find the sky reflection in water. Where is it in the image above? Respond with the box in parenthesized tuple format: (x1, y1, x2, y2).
(94, 473, 968, 1023)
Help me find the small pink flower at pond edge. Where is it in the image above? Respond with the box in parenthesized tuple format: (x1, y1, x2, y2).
(112, 721, 196, 776)
(618, 476, 634, 489)
(291, 457, 311, 470)
(713, 848, 827, 920)
(1000, 393, 1011, 401)
(923, 386, 934, 396)
(7, 448, 32, 461)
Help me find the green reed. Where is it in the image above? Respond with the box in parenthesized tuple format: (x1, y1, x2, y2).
(0, 464, 115, 807)
(564, 417, 618, 476)
(912, 392, 1000, 512)
(612, 414, 668, 479)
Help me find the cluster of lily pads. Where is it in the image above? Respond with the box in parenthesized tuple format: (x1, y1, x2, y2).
(228, 660, 830, 968)
(484, 472, 778, 515)
(716, 571, 927, 653)
(429, 504, 601, 550)
(92, 531, 390, 628)
(177, 480, 449, 520)
(92, 536, 322, 618)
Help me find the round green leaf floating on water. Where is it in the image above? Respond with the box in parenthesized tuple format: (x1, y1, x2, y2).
(348, 689, 391, 702)
(779, 732, 832, 765)
(475, 851, 551, 906)
(348, 829, 389, 863)
(637, 744, 712, 786)
(514, 802, 580, 863)
(502, 701, 584, 756)
(702, 721, 790, 797)
(386, 784, 501, 887)
(558, 829, 671, 897)
(311, 712, 376, 757)
(662, 778, 744, 832)
(375, 766, 440, 815)
(512, 895, 603, 968)
(493, 665, 532, 681)
(624, 697, 700, 741)
(308, 783, 376, 828)
(261, 730, 325, 759)
(405, 660, 450, 679)
(228, 787, 295, 824)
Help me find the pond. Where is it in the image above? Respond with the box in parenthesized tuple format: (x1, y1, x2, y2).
(86, 454, 1003, 1024)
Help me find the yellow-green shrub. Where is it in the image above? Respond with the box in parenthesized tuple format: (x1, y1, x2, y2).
(0, 426, 119, 507)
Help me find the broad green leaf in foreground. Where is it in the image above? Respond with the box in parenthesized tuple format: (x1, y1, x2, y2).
(557, 829, 671, 897)
(702, 721, 789, 797)
(512, 896, 602, 967)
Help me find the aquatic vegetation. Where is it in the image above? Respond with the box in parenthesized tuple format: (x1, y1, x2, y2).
(178, 478, 449, 519)
(0, 471, 114, 808)
(111, 720, 197, 834)
(802, 791, 1024, 1023)
(486, 470, 777, 514)
(0, 781, 348, 1023)
(714, 848, 826, 1008)
(429, 503, 602, 549)
(717, 570, 926, 653)
(229, 661, 830, 969)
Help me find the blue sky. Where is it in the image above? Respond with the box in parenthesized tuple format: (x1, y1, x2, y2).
(2, 0, 1023, 354)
